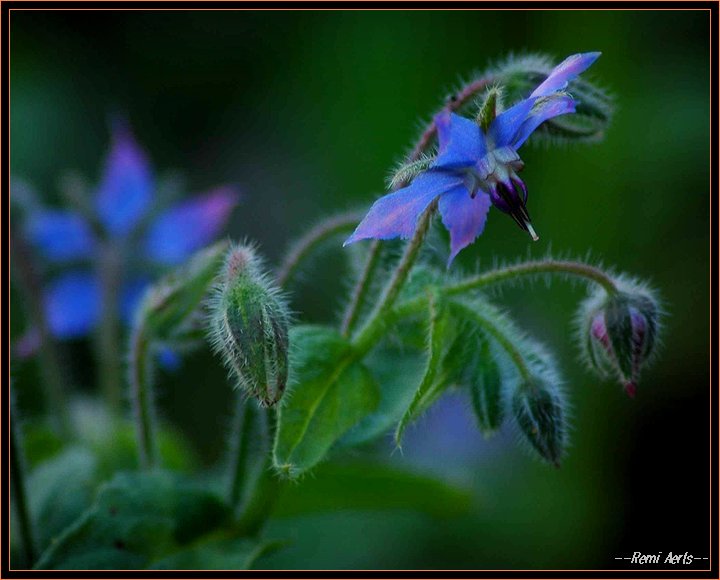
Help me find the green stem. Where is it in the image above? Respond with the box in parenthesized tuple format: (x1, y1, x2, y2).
(97, 242, 124, 416)
(352, 202, 437, 349)
(128, 321, 157, 470)
(10, 231, 71, 436)
(276, 211, 364, 287)
(228, 396, 261, 512)
(446, 259, 618, 296)
(10, 414, 36, 567)
(341, 240, 382, 336)
(236, 406, 284, 537)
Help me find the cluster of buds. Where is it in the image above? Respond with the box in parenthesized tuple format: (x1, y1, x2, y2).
(578, 282, 660, 397)
(208, 244, 291, 406)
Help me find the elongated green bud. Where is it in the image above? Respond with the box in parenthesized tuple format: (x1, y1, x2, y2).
(512, 375, 567, 466)
(208, 244, 291, 406)
(467, 337, 505, 437)
(475, 86, 503, 131)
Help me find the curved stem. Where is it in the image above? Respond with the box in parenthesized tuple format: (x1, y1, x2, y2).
(10, 231, 71, 436)
(227, 396, 261, 513)
(276, 211, 364, 287)
(128, 321, 157, 470)
(236, 406, 284, 537)
(341, 240, 381, 336)
(10, 414, 36, 567)
(446, 259, 618, 296)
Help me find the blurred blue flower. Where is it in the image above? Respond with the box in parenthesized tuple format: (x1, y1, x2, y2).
(345, 52, 600, 264)
(23, 120, 239, 341)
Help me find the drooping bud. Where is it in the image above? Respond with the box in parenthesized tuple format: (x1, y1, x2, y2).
(208, 244, 291, 406)
(512, 375, 567, 466)
(578, 283, 660, 397)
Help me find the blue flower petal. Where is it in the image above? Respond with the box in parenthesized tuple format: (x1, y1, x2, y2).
(95, 122, 154, 236)
(120, 277, 151, 325)
(44, 272, 101, 339)
(488, 98, 537, 148)
(439, 187, 492, 265)
(530, 52, 601, 98)
(433, 111, 486, 169)
(145, 186, 239, 265)
(25, 210, 96, 262)
(511, 94, 576, 149)
(157, 347, 182, 371)
(345, 171, 464, 245)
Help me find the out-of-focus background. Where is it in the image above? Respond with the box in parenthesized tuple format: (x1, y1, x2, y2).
(10, 10, 710, 569)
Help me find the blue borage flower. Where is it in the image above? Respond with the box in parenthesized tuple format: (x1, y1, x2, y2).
(24, 121, 239, 340)
(345, 52, 600, 264)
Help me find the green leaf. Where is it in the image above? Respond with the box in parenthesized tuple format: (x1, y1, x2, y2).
(340, 346, 426, 447)
(150, 537, 284, 570)
(273, 325, 379, 478)
(35, 471, 229, 570)
(275, 462, 472, 518)
(394, 294, 458, 445)
(28, 447, 99, 552)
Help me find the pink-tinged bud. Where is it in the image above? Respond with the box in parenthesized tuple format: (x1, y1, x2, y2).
(579, 284, 661, 397)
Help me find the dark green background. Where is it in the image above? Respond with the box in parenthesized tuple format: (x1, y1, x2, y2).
(11, 9, 710, 570)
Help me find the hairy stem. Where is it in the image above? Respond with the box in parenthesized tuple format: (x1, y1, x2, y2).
(10, 231, 71, 436)
(128, 322, 157, 470)
(341, 240, 382, 336)
(446, 259, 618, 296)
(97, 243, 124, 416)
(276, 211, 364, 287)
(228, 396, 262, 513)
(353, 201, 437, 348)
(10, 413, 36, 567)
(236, 406, 284, 536)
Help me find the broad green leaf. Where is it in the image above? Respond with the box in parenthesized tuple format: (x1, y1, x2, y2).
(340, 347, 426, 447)
(275, 462, 472, 518)
(150, 537, 284, 570)
(35, 471, 229, 570)
(273, 325, 379, 478)
(28, 447, 98, 552)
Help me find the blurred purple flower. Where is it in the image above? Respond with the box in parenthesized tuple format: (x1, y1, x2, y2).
(345, 52, 600, 264)
(23, 121, 239, 340)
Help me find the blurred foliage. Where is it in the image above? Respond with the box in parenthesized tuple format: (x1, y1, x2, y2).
(10, 9, 709, 570)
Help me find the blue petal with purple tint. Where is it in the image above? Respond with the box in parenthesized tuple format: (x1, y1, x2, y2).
(433, 111, 486, 169)
(145, 187, 239, 265)
(488, 97, 537, 149)
(439, 187, 492, 265)
(95, 122, 154, 236)
(344, 171, 464, 245)
(530, 52, 601, 98)
(510, 94, 576, 149)
(25, 211, 96, 262)
(44, 271, 101, 339)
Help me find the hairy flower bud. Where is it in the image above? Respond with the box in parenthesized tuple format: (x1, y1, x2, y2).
(512, 376, 566, 466)
(578, 283, 660, 397)
(208, 244, 291, 406)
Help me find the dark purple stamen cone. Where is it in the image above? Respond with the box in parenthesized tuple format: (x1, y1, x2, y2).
(490, 176, 538, 241)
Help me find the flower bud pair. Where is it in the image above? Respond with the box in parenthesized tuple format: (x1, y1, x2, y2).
(579, 285, 660, 397)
